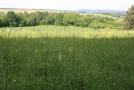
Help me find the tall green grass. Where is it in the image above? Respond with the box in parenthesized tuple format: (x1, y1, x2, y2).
(0, 36, 134, 90)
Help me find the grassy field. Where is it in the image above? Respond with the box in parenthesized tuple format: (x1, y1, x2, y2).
(0, 26, 134, 90)
(0, 25, 134, 38)
(0, 9, 63, 14)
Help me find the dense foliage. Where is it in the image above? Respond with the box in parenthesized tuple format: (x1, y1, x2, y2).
(0, 36, 133, 90)
(0, 11, 122, 29)
(124, 5, 134, 30)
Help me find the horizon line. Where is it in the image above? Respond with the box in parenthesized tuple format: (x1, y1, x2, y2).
(0, 7, 126, 11)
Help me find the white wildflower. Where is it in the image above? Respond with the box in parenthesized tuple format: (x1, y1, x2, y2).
(58, 53, 62, 61)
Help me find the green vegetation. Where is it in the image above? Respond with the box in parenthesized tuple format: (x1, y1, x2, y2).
(124, 5, 134, 30)
(0, 36, 134, 90)
(93, 13, 119, 19)
(0, 11, 123, 29)
(0, 5, 134, 89)
(0, 28, 134, 90)
(0, 25, 134, 38)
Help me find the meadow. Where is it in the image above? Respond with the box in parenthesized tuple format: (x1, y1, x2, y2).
(0, 9, 61, 14)
(0, 25, 134, 90)
(0, 25, 134, 38)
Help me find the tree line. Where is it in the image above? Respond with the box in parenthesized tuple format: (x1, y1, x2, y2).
(0, 11, 123, 29)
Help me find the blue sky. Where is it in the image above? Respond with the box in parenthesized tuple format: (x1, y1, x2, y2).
(0, 0, 134, 10)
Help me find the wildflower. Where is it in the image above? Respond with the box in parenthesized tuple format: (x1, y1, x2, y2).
(13, 80, 16, 82)
(58, 53, 62, 61)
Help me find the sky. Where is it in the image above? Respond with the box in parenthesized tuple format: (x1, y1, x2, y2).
(0, 0, 134, 10)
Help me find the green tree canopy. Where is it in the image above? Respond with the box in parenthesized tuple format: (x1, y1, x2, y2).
(62, 14, 78, 26)
(124, 5, 134, 30)
(25, 14, 36, 26)
(0, 14, 5, 27)
(6, 11, 21, 27)
(55, 13, 64, 26)
(45, 14, 55, 25)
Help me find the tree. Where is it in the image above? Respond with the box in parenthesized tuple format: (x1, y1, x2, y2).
(83, 16, 92, 26)
(45, 14, 55, 25)
(6, 11, 21, 27)
(0, 14, 5, 27)
(16, 13, 26, 27)
(55, 13, 64, 26)
(34, 11, 43, 25)
(124, 5, 134, 30)
(25, 14, 36, 26)
(40, 19, 46, 25)
(62, 14, 78, 26)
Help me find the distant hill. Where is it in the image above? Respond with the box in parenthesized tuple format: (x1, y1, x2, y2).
(0, 8, 126, 16)
(74, 9, 126, 16)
